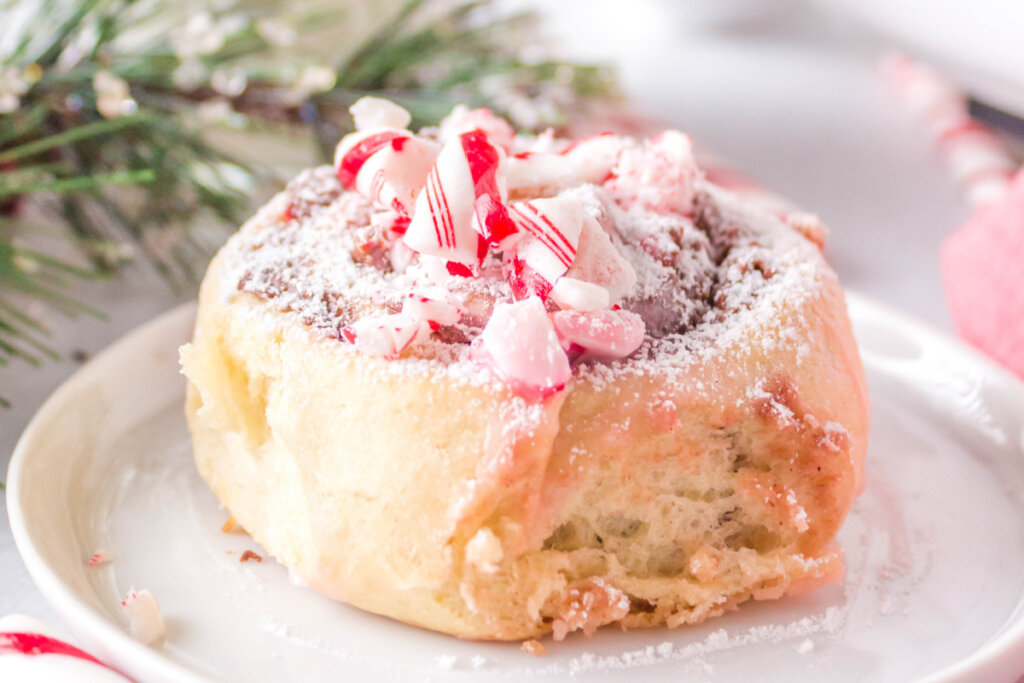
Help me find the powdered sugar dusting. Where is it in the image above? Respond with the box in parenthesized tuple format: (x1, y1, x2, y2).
(213, 103, 832, 417)
(529, 606, 845, 676)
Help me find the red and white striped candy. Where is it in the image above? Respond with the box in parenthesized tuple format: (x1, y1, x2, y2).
(552, 308, 646, 361)
(605, 130, 698, 214)
(883, 53, 1018, 207)
(561, 215, 636, 305)
(341, 313, 430, 359)
(402, 290, 464, 327)
(120, 589, 165, 647)
(86, 549, 115, 567)
(503, 197, 584, 299)
(439, 105, 516, 152)
(0, 615, 129, 682)
(404, 130, 511, 272)
(475, 296, 570, 399)
(334, 129, 440, 216)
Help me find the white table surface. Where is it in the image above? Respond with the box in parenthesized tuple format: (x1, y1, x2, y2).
(0, 0, 984, 667)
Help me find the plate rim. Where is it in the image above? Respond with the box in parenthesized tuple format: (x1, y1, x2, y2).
(6, 291, 1024, 682)
(6, 302, 206, 683)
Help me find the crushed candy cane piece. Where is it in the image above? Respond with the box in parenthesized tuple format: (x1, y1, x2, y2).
(334, 129, 439, 215)
(389, 239, 416, 273)
(549, 277, 610, 312)
(439, 105, 516, 152)
(86, 549, 115, 567)
(370, 209, 410, 235)
(475, 296, 569, 399)
(403, 290, 464, 327)
(349, 96, 411, 131)
(503, 253, 554, 302)
(342, 314, 430, 359)
(521, 639, 546, 656)
(605, 130, 698, 214)
(404, 130, 508, 268)
(505, 197, 584, 294)
(552, 309, 646, 361)
(505, 152, 572, 193)
(120, 589, 165, 646)
(563, 215, 637, 304)
(561, 132, 626, 184)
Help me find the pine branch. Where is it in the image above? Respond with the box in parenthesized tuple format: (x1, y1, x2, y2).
(0, 0, 617, 403)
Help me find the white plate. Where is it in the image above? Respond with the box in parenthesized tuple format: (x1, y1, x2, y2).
(8, 293, 1024, 682)
(819, 0, 1024, 116)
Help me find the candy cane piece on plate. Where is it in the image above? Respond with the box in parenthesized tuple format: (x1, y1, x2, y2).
(0, 614, 131, 681)
(120, 589, 165, 647)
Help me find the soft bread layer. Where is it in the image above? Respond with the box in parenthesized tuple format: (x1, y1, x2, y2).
(182, 251, 868, 640)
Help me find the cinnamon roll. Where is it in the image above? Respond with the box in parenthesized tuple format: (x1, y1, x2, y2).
(180, 97, 869, 640)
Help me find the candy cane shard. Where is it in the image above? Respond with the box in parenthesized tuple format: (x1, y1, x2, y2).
(562, 215, 637, 304)
(560, 132, 627, 184)
(605, 130, 699, 214)
(334, 129, 440, 216)
(349, 96, 412, 131)
(86, 549, 115, 567)
(476, 296, 570, 399)
(402, 290, 464, 327)
(120, 589, 165, 647)
(504, 196, 584, 297)
(341, 313, 431, 358)
(0, 615, 130, 682)
(505, 152, 573, 193)
(551, 309, 646, 361)
(439, 105, 516, 152)
(503, 252, 555, 302)
(549, 276, 610, 312)
(404, 129, 508, 270)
